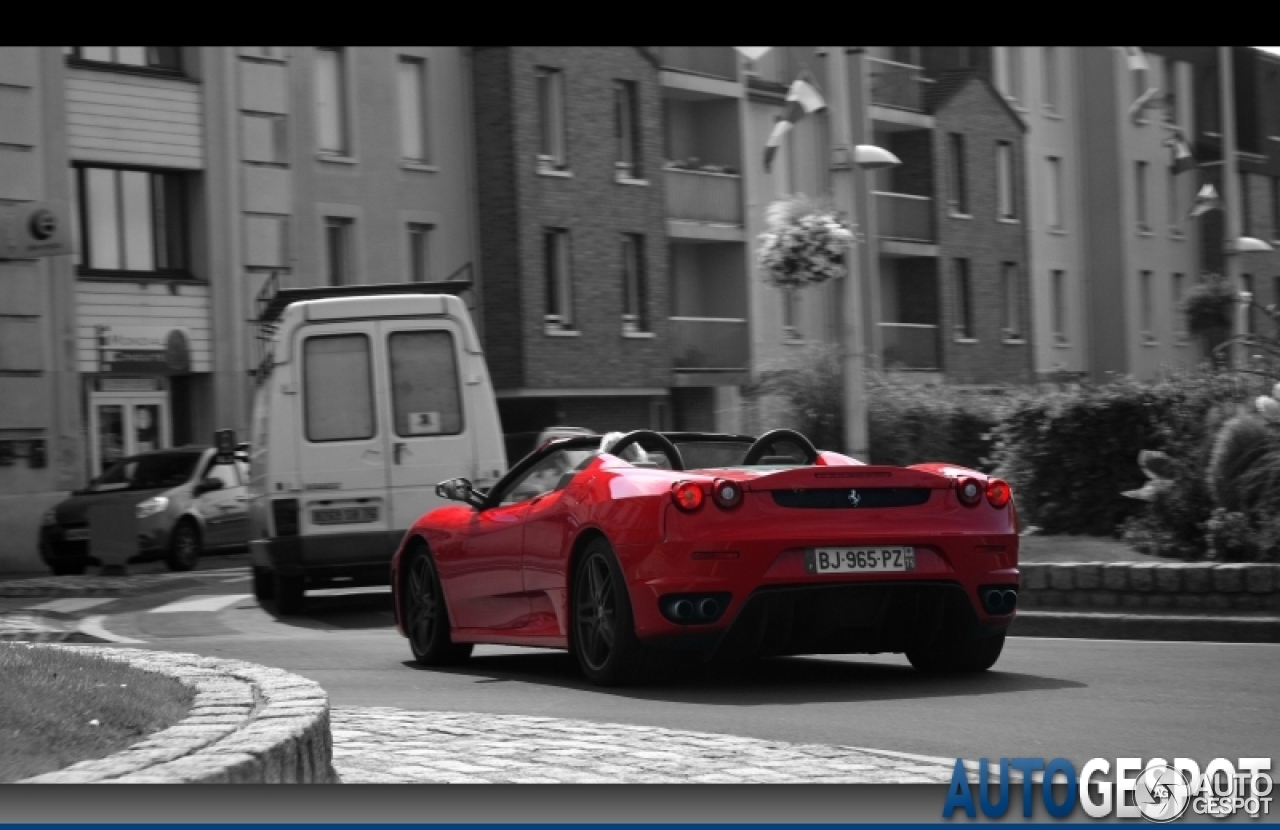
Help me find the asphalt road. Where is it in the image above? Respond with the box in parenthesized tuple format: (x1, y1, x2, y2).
(103, 583, 1280, 767)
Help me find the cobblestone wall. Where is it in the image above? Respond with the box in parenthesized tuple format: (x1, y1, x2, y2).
(1018, 562, 1280, 612)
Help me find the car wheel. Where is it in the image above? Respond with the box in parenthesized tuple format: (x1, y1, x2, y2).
(51, 561, 87, 577)
(274, 573, 306, 616)
(252, 566, 275, 601)
(907, 632, 1006, 674)
(403, 546, 473, 666)
(166, 520, 201, 572)
(571, 537, 648, 686)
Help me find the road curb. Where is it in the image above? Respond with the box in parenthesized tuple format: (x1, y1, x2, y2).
(1011, 610, 1280, 643)
(0, 568, 248, 600)
(16, 644, 337, 784)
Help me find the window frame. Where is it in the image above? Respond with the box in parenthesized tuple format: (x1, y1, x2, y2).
(536, 67, 568, 172)
(1135, 160, 1150, 232)
(954, 258, 974, 341)
(72, 163, 190, 278)
(315, 46, 352, 158)
(620, 233, 649, 334)
(406, 222, 433, 283)
(1172, 272, 1187, 339)
(388, 329, 465, 439)
(996, 141, 1016, 221)
(614, 80, 642, 181)
(1051, 269, 1067, 344)
(302, 333, 377, 444)
(1042, 47, 1059, 114)
(948, 133, 969, 216)
(1046, 155, 1063, 231)
(544, 228, 576, 332)
(324, 216, 355, 286)
(397, 55, 431, 165)
(1140, 269, 1155, 341)
(1002, 262, 1022, 341)
(66, 47, 184, 77)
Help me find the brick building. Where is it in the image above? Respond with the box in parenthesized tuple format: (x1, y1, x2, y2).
(470, 47, 681, 455)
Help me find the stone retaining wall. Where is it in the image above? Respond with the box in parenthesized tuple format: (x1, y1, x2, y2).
(17, 645, 336, 784)
(1018, 562, 1280, 612)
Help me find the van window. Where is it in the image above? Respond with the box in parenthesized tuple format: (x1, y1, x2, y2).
(389, 330, 463, 436)
(304, 334, 376, 442)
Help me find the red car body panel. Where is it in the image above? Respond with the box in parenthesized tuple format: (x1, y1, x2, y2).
(391, 436, 1019, 657)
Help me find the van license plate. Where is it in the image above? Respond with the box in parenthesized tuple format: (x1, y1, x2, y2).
(312, 506, 378, 525)
(64, 528, 90, 541)
(805, 546, 915, 574)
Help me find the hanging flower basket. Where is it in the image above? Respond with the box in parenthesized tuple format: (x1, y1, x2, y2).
(756, 194, 854, 289)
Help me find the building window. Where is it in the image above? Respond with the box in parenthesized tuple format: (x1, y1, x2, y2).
(1042, 47, 1059, 113)
(621, 234, 648, 333)
(1172, 272, 1185, 336)
(948, 133, 968, 215)
(954, 259, 973, 340)
(72, 166, 187, 275)
(996, 141, 1016, 220)
(544, 229, 574, 330)
(615, 80, 642, 180)
(304, 334, 375, 443)
(1051, 269, 1067, 343)
(324, 217, 355, 286)
(994, 47, 1022, 105)
(398, 57, 430, 164)
(315, 47, 350, 156)
(1002, 262, 1021, 339)
(1140, 270, 1154, 337)
(68, 47, 181, 72)
(1047, 156, 1063, 230)
(1240, 172, 1252, 236)
(407, 223, 432, 283)
(1135, 161, 1149, 232)
(1168, 167, 1181, 231)
(389, 330, 463, 437)
(537, 68, 567, 171)
(1163, 57, 1179, 126)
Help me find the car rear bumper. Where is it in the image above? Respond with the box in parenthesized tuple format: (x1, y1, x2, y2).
(40, 528, 170, 565)
(251, 531, 401, 582)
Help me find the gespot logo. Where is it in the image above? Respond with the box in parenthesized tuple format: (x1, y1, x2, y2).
(943, 756, 1273, 821)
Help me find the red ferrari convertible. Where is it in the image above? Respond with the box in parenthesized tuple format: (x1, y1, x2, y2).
(390, 429, 1019, 686)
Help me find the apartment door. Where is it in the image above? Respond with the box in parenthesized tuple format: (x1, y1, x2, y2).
(88, 390, 171, 477)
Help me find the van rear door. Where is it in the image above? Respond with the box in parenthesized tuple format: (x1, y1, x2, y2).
(380, 321, 471, 530)
(294, 323, 393, 550)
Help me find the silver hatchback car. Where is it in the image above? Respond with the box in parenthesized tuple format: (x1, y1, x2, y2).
(39, 446, 250, 575)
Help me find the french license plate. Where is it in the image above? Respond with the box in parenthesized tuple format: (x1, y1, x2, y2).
(805, 546, 915, 574)
(64, 528, 89, 541)
(311, 506, 378, 525)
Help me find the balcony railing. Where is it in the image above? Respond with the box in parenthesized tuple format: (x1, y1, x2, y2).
(653, 47, 738, 80)
(666, 168, 744, 226)
(671, 317, 749, 371)
(880, 323, 940, 371)
(875, 191, 935, 244)
(867, 57, 927, 113)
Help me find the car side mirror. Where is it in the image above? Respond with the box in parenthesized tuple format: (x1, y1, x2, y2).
(436, 477, 484, 509)
(194, 477, 224, 496)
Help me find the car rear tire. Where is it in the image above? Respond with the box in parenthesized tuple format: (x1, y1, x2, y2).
(51, 561, 87, 577)
(165, 520, 201, 572)
(571, 537, 649, 686)
(907, 631, 1006, 674)
(274, 573, 306, 616)
(252, 566, 275, 601)
(403, 546, 473, 666)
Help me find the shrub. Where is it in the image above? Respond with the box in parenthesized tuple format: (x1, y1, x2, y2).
(1207, 415, 1279, 512)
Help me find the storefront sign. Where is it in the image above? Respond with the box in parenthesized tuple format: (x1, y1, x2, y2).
(98, 325, 192, 375)
(1, 200, 73, 259)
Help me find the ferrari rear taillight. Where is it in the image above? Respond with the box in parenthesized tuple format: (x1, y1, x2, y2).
(986, 478, 1012, 509)
(711, 479, 743, 510)
(671, 481, 704, 512)
(955, 477, 983, 507)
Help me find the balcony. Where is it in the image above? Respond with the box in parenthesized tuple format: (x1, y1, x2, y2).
(875, 192, 935, 244)
(666, 168, 744, 238)
(867, 57, 927, 112)
(879, 323, 940, 371)
(653, 47, 738, 80)
(671, 317, 750, 383)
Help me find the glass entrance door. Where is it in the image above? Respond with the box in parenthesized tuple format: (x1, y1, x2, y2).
(89, 392, 171, 476)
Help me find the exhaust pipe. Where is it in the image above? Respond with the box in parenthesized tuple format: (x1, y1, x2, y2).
(698, 598, 719, 620)
(1002, 590, 1017, 611)
(671, 599, 695, 621)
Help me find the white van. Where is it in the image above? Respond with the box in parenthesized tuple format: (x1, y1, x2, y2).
(246, 284, 506, 613)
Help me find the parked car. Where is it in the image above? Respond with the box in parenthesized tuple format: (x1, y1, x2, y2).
(389, 428, 1020, 686)
(40, 446, 251, 575)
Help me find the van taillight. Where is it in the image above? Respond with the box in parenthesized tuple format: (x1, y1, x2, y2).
(271, 499, 299, 537)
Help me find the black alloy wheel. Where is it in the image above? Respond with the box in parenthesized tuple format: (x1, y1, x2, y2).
(274, 573, 306, 616)
(252, 566, 275, 601)
(571, 537, 648, 686)
(51, 560, 87, 577)
(166, 520, 201, 572)
(404, 547, 473, 666)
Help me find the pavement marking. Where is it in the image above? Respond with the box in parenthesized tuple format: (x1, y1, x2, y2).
(77, 614, 146, 644)
(27, 597, 116, 614)
(1010, 635, 1280, 647)
(149, 593, 253, 614)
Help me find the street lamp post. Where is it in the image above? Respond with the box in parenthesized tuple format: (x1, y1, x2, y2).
(825, 47, 899, 461)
